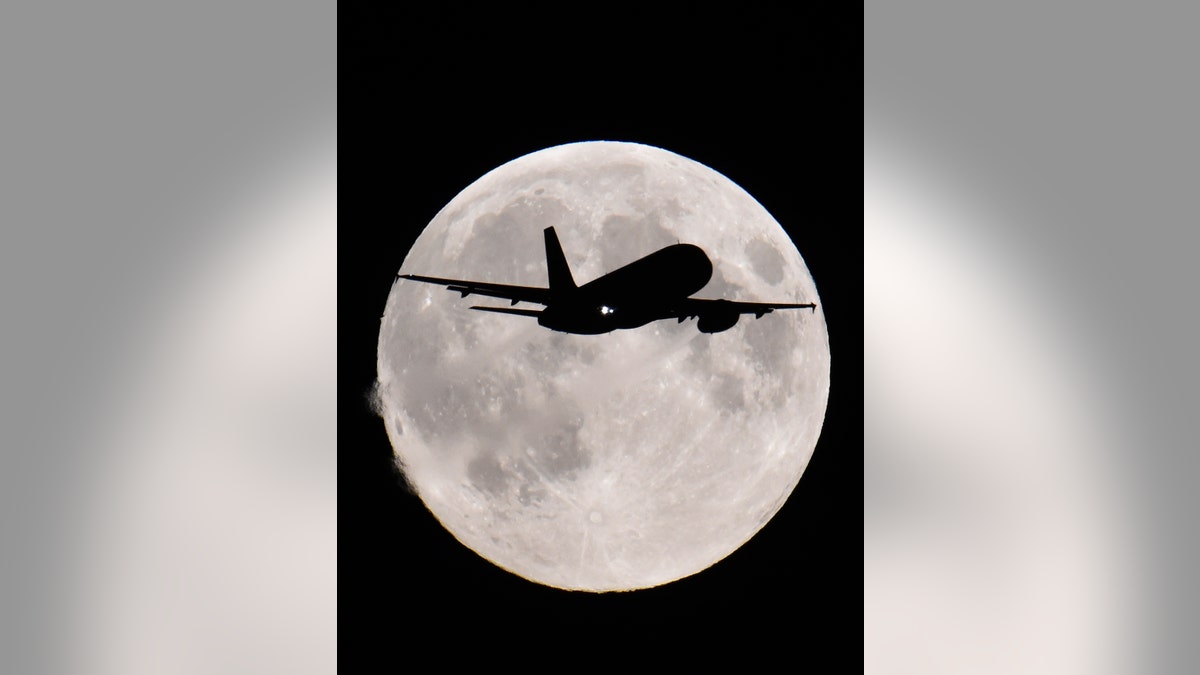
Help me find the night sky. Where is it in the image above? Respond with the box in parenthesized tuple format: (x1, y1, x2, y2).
(343, 4, 861, 654)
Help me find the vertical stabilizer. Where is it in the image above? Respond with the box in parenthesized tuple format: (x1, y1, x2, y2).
(544, 226, 577, 293)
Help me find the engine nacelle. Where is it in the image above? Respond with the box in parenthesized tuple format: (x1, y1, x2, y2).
(697, 306, 740, 333)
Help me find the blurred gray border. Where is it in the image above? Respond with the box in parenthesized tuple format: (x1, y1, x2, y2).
(0, 3, 334, 673)
(868, 3, 1198, 672)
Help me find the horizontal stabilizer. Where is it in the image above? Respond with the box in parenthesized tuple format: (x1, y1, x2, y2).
(470, 305, 542, 318)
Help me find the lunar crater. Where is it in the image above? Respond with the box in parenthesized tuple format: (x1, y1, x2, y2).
(747, 237, 787, 285)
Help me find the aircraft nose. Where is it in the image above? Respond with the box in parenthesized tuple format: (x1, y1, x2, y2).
(688, 243, 712, 271)
(678, 243, 713, 288)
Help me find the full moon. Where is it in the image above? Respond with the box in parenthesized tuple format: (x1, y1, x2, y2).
(376, 141, 830, 591)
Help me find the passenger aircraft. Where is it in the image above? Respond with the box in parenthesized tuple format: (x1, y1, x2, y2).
(398, 226, 816, 334)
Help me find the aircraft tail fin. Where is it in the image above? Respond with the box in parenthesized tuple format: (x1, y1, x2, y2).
(544, 226, 577, 293)
(470, 305, 542, 318)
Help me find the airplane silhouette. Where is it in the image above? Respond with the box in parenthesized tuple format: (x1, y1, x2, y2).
(398, 226, 816, 335)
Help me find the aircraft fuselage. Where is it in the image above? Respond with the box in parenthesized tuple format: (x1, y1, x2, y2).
(538, 243, 712, 334)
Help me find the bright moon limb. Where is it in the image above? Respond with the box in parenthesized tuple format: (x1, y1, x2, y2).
(376, 141, 830, 591)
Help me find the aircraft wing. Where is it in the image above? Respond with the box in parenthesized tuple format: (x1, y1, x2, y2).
(398, 274, 551, 306)
(674, 297, 816, 319)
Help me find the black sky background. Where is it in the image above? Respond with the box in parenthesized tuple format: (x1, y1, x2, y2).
(343, 5, 861, 654)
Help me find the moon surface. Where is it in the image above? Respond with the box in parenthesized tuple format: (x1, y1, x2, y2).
(376, 141, 829, 591)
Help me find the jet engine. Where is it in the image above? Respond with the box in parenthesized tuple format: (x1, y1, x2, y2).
(697, 303, 740, 333)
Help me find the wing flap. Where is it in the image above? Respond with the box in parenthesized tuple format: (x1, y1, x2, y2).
(674, 297, 817, 319)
